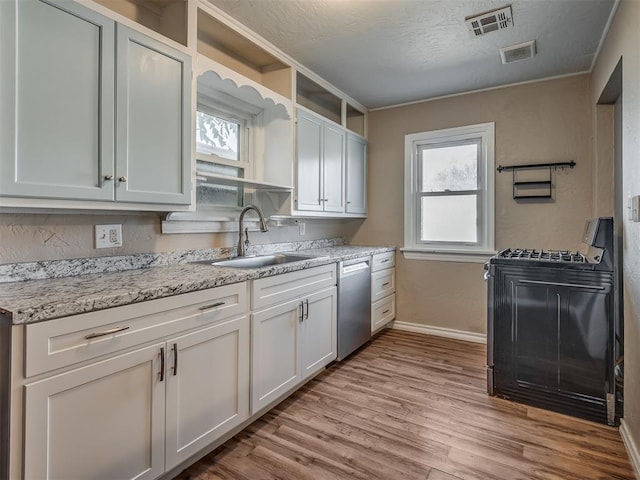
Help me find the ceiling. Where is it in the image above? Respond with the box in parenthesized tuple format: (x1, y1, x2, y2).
(209, 0, 617, 109)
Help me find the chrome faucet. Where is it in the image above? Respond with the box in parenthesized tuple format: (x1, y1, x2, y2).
(237, 204, 269, 257)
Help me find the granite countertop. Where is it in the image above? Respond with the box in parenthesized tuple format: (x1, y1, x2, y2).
(0, 245, 394, 325)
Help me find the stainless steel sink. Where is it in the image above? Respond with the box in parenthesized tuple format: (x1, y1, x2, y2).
(192, 253, 316, 269)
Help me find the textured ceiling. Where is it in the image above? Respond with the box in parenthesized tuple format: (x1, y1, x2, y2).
(209, 0, 616, 109)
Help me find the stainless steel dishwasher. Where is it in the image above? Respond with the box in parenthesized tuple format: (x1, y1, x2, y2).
(337, 256, 372, 360)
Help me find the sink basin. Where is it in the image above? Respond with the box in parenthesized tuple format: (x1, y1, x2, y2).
(192, 253, 316, 269)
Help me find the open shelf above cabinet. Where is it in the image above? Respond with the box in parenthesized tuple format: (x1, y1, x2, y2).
(296, 72, 342, 125)
(196, 172, 293, 192)
(197, 7, 292, 99)
(92, 0, 187, 46)
(346, 103, 366, 137)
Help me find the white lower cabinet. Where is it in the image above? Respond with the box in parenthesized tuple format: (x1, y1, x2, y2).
(24, 343, 166, 480)
(165, 315, 249, 470)
(251, 287, 337, 413)
(251, 299, 302, 412)
(16, 266, 339, 479)
(20, 284, 249, 480)
(371, 251, 396, 333)
(301, 288, 337, 379)
(251, 265, 337, 413)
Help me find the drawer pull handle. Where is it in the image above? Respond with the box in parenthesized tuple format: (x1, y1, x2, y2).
(159, 347, 165, 382)
(382, 282, 390, 287)
(380, 258, 390, 263)
(382, 309, 391, 314)
(85, 325, 130, 340)
(172, 343, 178, 376)
(199, 301, 226, 311)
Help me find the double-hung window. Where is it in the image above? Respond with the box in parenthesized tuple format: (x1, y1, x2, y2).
(403, 122, 495, 262)
(195, 107, 251, 207)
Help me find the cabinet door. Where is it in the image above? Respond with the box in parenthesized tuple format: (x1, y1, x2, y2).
(115, 25, 191, 205)
(296, 110, 324, 211)
(323, 124, 345, 213)
(165, 316, 250, 470)
(301, 287, 337, 379)
(251, 299, 302, 413)
(24, 343, 165, 480)
(345, 133, 367, 214)
(0, 0, 115, 200)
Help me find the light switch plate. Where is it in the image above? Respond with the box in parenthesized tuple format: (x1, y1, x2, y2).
(95, 224, 123, 248)
(299, 221, 306, 236)
(632, 195, 640, 222)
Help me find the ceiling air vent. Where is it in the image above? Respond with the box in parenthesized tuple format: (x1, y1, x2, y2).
(500, 40, 536, 64)
(465, 6, 513, 36)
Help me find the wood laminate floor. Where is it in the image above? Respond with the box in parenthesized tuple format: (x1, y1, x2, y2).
(174, 329, 635, 480)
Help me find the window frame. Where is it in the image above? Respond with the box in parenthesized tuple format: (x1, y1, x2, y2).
(195, 105, 252, 177)
(403, 122, 496, 263)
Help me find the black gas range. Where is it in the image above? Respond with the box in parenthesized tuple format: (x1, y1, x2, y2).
(485, 217, 622, 425)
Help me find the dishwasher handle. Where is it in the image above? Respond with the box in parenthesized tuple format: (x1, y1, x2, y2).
(340, 260, 370, 276)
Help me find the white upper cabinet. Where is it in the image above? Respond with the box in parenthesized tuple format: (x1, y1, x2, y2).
(346, 133, 367, 215)
(295, 108, 368, 217)
(296, 110, 324, 211)
(323, 124, 346, 213)
(0, 0, 191, 208)
(295, 109, 347, 214)
(0, 0, 115, 201)
(116, 25, 191, 205)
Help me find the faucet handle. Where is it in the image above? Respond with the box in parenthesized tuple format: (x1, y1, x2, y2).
(244, 227, 250, 249)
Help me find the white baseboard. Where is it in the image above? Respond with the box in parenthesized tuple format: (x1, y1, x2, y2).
(621, 419, 640, 479)
(392, 321, 486, 344)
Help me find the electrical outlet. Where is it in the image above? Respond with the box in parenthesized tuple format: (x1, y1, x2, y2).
(95, 224, 123, 248)
(299, 221, 306, 236)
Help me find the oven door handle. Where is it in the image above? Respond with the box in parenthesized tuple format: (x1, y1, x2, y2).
(518, 279, 606, 290)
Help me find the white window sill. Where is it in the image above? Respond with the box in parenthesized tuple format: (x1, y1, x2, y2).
(401, 248, 497, 263)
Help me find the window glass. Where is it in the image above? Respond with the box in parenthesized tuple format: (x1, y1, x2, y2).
(196, 160, 243, 178)
(421, 143, 478, 192)
(196, 111, 240, 161)
(421, 195, 477, 243)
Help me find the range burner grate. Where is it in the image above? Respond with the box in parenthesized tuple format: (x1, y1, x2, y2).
(498, 248, 587, 263)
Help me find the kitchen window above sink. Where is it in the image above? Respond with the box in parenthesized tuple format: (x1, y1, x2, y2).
(162, 67, 295, 234)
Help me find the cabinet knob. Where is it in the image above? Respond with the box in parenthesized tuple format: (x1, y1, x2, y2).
(103, 174, 114, 181)
(118, 176, 127, 183)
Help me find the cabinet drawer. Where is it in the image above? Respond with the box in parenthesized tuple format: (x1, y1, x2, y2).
(372, 294, 396, 333)
(372, 269, 395, 302)
(25, 283, 247, 377)
(371, 251, 395, 272)
(252, 264, 337, 310)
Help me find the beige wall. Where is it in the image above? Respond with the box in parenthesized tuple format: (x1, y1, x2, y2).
(346, 74, 595, 334)
(593, 105, 615, 217)
(0, 213, 353, 263)
(591, 0, 640, 464)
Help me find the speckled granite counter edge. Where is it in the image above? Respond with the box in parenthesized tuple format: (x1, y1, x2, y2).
(0, 238, 344, 283)
(0, 245, 395, 325)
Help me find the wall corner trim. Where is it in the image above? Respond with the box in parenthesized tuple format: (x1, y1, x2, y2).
(620, 419, 640, 479)
(392, 321, 486, 344)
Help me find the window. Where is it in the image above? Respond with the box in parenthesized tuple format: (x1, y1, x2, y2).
(403, 123, 495, 262)
(195, 108, 251, 208)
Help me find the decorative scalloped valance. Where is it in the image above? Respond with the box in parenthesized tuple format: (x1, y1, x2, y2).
(196, 68, 292, 120)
